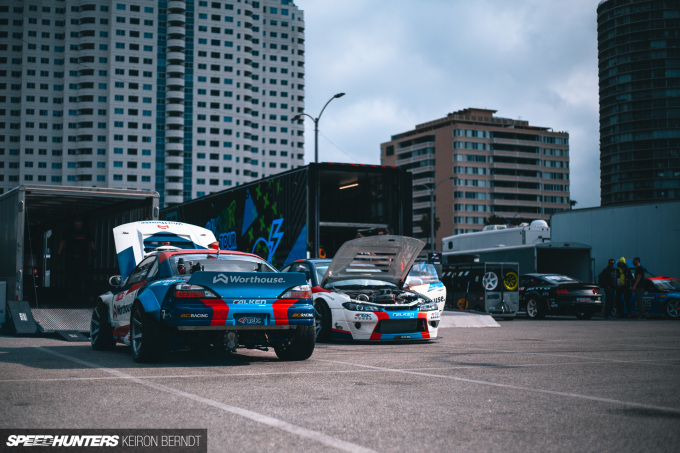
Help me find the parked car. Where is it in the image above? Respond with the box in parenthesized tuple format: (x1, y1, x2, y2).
(519, 273, 602, 319)
(628, 276, 680, 319)
(281, 259, 446, 313)
(281, 235, 440, 342)
(90, 221, 315, 362)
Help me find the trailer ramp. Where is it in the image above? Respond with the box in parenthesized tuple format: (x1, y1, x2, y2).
(31, 308, 91, 341)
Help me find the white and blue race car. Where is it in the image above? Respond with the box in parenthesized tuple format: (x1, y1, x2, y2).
(282, 235, 441, 342)
(90, 221, 315, 362)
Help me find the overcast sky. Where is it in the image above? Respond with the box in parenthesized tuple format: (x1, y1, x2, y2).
(293, 0, 601, 208)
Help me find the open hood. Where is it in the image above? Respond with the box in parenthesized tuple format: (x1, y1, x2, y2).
(321, 235, 425, 287)
(114, 221, 217, 279)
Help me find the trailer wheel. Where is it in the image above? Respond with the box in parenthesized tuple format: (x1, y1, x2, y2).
(130, 303, 166, 363)
(90, 303, 115, 351)
(526, 297, 545, 319)
(274, 325, 316, 361)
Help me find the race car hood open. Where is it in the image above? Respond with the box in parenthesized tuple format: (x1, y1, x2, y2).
(321, 235, 425, 287)
(114, 221, 217, 279)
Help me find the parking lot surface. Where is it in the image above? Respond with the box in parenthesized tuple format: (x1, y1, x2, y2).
(1, 316, 679, 452)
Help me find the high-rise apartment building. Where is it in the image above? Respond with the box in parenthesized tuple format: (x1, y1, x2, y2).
(0, 0, 305, 207)
(598, 0, 680, 206)
(381, 108, 570, 251)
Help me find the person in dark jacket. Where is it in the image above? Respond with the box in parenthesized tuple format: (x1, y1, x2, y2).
(615, 257, 633, 318)
(598, 258, 617, 319)
(632, 257, 647, 319)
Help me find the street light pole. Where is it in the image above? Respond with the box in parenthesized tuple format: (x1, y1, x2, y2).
(292, 92, 345, 164)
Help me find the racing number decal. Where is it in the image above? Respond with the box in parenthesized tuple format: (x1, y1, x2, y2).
(483, 272, 498, 290)
(504, 271, 518, 291)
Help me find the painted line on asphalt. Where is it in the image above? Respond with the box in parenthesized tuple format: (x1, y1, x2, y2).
(313, 358, 680, 415)
(442, 345, 680, 367)
(36, 347, 376, 453)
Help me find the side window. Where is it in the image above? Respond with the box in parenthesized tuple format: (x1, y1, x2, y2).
(127, 256, 156, 285)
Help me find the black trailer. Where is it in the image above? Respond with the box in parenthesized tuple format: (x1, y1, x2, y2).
(0, 185, 159, 334)
(161, 163, 413, 269)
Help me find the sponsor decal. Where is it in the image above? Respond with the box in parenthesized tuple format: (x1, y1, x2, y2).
(117, 303, 132, 316)
(430, 311, 441, 320)
(233, 299, 267, 304)
(391, 312, 416, 318)
(432, 296, 445, 303)
(394, 335, 412, 339)
(180, 313, 209, 318)
(353, 313, 373, 321)
(292, 313, 314, 318)
(236, 316, 264, 325)
(212, 274, 286, 284)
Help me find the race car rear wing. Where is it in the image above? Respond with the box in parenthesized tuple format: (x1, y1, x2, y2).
(113, 221, 217, 279)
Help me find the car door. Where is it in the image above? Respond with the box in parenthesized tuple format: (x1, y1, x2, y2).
(112, 255, 158, 328)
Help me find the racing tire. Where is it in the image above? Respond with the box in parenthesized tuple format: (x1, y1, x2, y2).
(666, 299, 679, 319)
(130, 303, 166, 363)
(525, 297, 545, 319)
(90, 303, 115, 351)
(575, 311, 594, 320)
(274, 325, 316, 361)
(314, 299, 332, 342)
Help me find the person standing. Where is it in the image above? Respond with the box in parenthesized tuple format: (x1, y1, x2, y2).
(598, 258, 617, 319)
(615, 257, 633, 318)
(632, 257, 647, 319)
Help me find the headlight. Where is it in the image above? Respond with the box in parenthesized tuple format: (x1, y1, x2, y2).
(419, 302, 439, 311)
(174, 283, 218, 299)
(342, 302, 383, 312)
(279, 284, 312, 300)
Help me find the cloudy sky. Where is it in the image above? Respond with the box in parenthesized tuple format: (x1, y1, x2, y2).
(293, 0, 601, 208)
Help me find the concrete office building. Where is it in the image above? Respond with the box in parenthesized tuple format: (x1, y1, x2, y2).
(380, 108, 571, 251)
(598, 0, 680, 206)
(0, 0, 305, 207)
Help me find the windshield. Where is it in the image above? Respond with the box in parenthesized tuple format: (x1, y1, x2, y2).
(406, 262, 440, 286)
(651, 279, 680, 291)
(543, 275, 581, 284)
(313, 263, 329, 285)
(169, 253, 276, 276)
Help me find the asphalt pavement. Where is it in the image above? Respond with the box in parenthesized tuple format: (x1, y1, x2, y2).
(0, 314, 678, 452)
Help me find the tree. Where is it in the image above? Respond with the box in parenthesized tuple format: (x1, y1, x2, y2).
(419, 212, 440, 237)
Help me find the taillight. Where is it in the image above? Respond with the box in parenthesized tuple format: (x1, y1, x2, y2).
(279, 285, 312, 300)
(174, 283, 218, 299)
(592, 288, 601, 294)
(556, 288, 569, 295)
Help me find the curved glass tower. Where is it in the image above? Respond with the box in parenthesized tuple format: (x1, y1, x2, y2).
(598, 0, 680, 205)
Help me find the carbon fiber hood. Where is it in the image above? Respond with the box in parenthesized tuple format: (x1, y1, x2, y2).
(321, 235, 425, 287)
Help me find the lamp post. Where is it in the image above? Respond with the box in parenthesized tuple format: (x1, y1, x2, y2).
(292, 92, 345, 164)
(414, 176, 454, 254)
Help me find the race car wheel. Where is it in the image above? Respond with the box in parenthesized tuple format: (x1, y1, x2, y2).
(130, 303, 165, 363)
(314, 299, 332, 342)
(525, 297, 545, 319)
(575, 311, 594, 320)
(274, 325, 316, 361)
(90, 303, 115, 351)
(666, 299, 679, 319)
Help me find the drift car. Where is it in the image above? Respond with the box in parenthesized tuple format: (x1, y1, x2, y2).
(283, 235, 440, 342)
(281, 259, 446, 313)
(90, 221, 315, 362)
(630, 276, 680, 319)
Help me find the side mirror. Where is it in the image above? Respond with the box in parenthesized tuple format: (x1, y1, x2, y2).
(109, 275, 123, 287)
